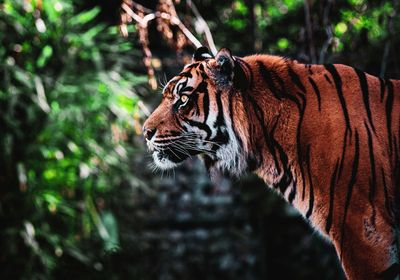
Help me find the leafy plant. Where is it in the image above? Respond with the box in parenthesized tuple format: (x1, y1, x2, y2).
(0, 1, 146, 278)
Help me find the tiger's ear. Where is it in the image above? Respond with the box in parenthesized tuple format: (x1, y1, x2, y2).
(215, 48, 249, 90)
(193, 46, 213, 62)
(215, 48, 235, 77)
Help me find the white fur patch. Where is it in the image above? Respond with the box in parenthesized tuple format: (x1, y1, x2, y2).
(214, 122, 246, 176)
(152, 151, 179, 170)
(207, 94, 247, 176)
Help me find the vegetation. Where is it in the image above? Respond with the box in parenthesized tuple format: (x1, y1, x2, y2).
(1, 1, 146, 278)
(1, 0, 398, 279)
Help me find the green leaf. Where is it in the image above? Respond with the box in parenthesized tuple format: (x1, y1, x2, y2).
(101, 211, 120, 252)
(37, 45, 53, 68)
(228, 19, 246, 30)
(335, 22, 348, 36)
(234, 0, 248, 15)
(277, 38, 289, 50)
(69, 7, 100, 26)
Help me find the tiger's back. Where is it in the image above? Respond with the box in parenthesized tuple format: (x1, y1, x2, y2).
(286, 61, 400, 224)
(280, 60, 400, 279)
(245, 55, 400, 278)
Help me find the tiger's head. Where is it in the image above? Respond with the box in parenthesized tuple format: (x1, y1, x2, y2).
(143, 47, 250, 175)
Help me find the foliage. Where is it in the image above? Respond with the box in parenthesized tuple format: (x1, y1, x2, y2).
(0, 1, 146, 278)
(197, 0, 400, 78)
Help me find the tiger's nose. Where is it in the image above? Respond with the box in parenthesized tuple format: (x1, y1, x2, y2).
(143, 127, 157, 141)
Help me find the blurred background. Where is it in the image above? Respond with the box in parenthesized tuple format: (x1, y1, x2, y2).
(1, 0, 399, 279)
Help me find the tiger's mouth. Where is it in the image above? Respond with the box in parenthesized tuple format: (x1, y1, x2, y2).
(152, 145, 201, 169)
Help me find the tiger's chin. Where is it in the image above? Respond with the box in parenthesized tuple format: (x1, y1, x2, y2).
(152, 148, 200, 170)
(152, 151, 181, 170)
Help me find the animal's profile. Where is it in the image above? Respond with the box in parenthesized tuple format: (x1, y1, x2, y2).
(142, 47, 400, 279)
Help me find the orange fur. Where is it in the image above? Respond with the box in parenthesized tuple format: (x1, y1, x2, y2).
(143, 48, 400, 279)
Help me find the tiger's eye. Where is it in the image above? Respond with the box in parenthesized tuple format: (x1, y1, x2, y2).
(180, 95, 188, 103)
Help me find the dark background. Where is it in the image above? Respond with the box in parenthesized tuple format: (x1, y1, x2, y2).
(1, 0, 399, 279)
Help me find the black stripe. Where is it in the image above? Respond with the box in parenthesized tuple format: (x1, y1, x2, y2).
(324, 74, 332, 85)
(271, 116, 292, 194)
(154, 138, 181, 144)
(305, 144, 314, 219)
(364, 121, 377, 226)
(156, 131, 181, 138)
(285, 66, 307, 205)
(257, 61, 283, 100)
(193, 92, 200, 115)
(198, 63, 205, 72)
(179, 71, 193, 78)
(306, 64, 313, 75)
(325, 64, 351, 178)
(324, 64, 351, 137)
(275, 173, 292, 194)
(386, 79, 394, 155)
(214, 91, 225, 128)
(247, 94, 281, 174)
(228, 90, 243, 149)
(326, 160, 339, 234)
(308, 77, 321, 111)
(355, 68, 375, 132)
(203, 92, 209, 123)
(381, 167, 394, 222)
(203, 154, 215, 171)
(379, 77, 386, 102)
(184, 118, 212, 139)
(181, 86, 194, 93)
(233, 59, 249, 90)
(191, 80, 208, 97)
(264, 63, 305, 111)
(297, 94, 307, 203)
(247, 117, 263, 170)
(211, 91, 229, 146)
(394, 148, 400, 221)
(254, 141, 264, 170)
(288, 66, 306, 92)
(196, 80, 208, 92)
(184, 62, 199, 70)
(396, 138, 400, 164)
(235, 58, 253, 86)
(395, 142, 400, 186)
(288, 179, 296, 204)
(176, 80, 188, 94)
(277, 76, 304, 110)
(340, 130, 360, 259)
(257, 61, 304, 111)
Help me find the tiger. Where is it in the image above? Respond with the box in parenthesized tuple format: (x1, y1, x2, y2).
(142, 46, 400, 279)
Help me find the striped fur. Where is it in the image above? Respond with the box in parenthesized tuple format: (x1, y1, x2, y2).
(143, 48, 400, 279)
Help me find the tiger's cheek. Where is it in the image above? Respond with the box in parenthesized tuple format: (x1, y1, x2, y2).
(182, 121, 209, 140)
(182, 107, 202, 124)
(183, 97, 203, 120)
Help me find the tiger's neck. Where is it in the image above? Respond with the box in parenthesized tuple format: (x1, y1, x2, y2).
(236, 55, 311, 215)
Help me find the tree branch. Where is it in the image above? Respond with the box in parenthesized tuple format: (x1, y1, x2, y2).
(121, 2, 203, 48)
(186, 0, 217, 55)
(304, 0, 316, 63)
(380, 0, 398, 77)
(319, 0, 333, 63)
